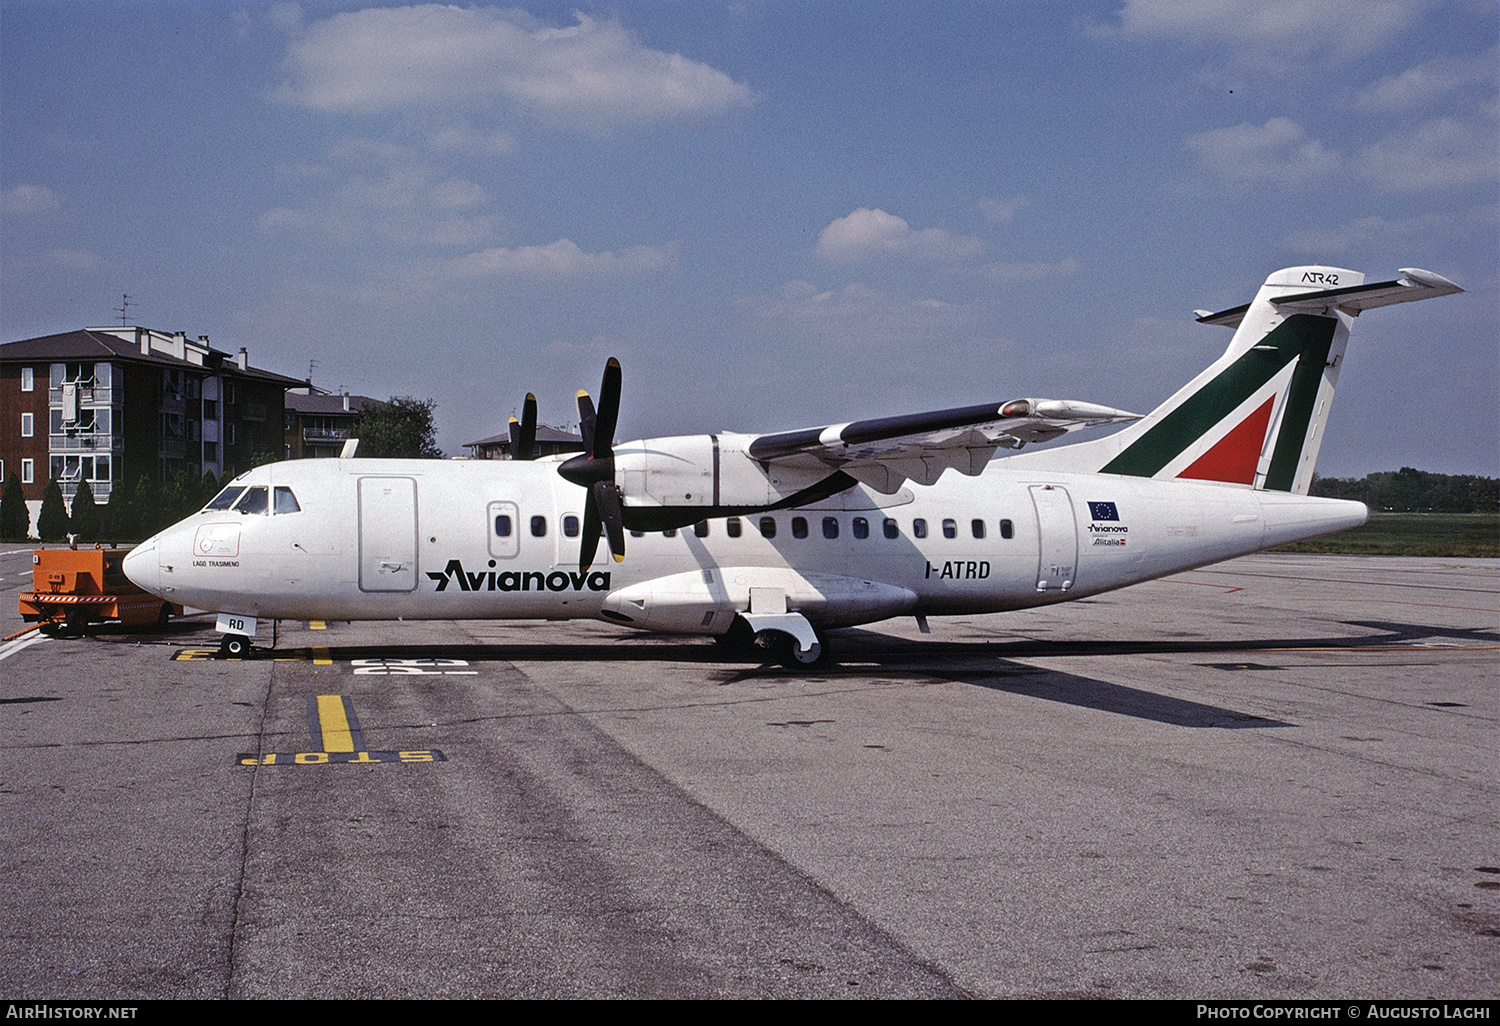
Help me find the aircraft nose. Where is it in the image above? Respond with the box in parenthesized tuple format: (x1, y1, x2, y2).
(123, 541, 160, 596)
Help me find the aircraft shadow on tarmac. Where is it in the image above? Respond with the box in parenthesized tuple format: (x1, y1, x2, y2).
(77, 614, 1493, 731)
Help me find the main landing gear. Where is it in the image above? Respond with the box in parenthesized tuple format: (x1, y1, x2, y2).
(715, 615, 832, 670)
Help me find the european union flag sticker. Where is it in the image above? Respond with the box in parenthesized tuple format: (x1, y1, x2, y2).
(1087, 501, 1119, 521)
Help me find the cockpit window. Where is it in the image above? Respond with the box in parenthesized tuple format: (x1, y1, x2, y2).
(274, 487, 301, 515)
(203, 486, 246, 512)
(233, 486, 269, 515)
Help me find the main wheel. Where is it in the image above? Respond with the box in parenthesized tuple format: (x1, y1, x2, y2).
(771, 628, 831, 670)
(220, 634, 250, 658)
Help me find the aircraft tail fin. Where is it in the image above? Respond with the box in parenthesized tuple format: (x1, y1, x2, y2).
(1012, 266, 1462, 494)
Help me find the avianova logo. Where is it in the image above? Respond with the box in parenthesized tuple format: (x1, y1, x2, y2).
(427, 559, 611, 593)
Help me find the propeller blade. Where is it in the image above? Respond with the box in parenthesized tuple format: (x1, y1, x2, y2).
(592, 357, 621, 459)
(576, 391, 596, 454)
(507, 393, 538, 460)
(579, 490, 602, 571)
(593, 480, 626, 564)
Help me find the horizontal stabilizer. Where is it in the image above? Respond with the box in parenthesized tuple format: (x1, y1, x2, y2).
(1196, 268, 1463, 329)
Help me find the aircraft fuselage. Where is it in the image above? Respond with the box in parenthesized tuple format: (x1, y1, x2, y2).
(123, 456, 1366, 634)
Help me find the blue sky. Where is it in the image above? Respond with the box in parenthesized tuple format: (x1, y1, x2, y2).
(3, 1, 1495, 476)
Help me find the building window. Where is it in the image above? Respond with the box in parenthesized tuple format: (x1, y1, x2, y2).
(20, 413, 32, 437)
(21, 459, 33, 484)
(20, 367, 33, 392)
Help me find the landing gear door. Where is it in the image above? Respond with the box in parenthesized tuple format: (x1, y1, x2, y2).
(1030, 484, 1077, 592)
(358, 476, 418, 592)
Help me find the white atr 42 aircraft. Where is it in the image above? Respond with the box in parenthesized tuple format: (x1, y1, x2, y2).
(124, 265, 1462, 664)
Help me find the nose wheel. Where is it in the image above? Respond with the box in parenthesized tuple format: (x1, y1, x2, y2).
(219, 634, 251, 658)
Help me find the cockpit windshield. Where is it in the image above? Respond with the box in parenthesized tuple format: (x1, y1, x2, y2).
(233, 486, 270, 515)
(203, 486, 246, 512)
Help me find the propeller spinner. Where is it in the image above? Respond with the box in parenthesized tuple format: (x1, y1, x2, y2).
(559, 358, 626, 571)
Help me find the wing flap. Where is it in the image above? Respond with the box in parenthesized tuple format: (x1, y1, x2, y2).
(746, 398, 1139, 492)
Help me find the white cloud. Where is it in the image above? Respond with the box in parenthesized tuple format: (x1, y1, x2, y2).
(2, 184, 63, 217)
(743, 279, 974, 347)
(277, 6, 753, 131)
(429, 125, 516, 155)
(977, 196, 1027, 225)
(442, 238, 677, 279)
(259, 137, 495, 247)
(1184, 117, 1340, 186)
(1355, 114, 1499, 193)
(1280, 203, 1499, 256)
(1099, 0, 1421, 60)
(815, 208, 985, 264)
(1356, 47, 1499, 113)
(978, 258, 1080, 284)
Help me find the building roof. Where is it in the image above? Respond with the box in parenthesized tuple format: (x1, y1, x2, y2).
(0, 328, 306, 386)
(285, 392, 384, 415)
(466, 425, 584, 448)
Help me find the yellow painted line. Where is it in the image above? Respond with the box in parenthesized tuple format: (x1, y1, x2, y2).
(312, 646, 332, 665)
(309, 620, 327, 630)
(316, 694, 356, 753)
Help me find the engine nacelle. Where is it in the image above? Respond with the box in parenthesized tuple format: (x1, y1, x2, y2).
(614, 432, 836, 528)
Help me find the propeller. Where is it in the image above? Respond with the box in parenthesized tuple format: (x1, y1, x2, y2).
(507, 393, 538, 460)
(559, 358, 626, 571)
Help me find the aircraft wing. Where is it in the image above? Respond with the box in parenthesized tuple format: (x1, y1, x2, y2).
(745, 398, 1140, 493)
(1196, 268, 1465, 328)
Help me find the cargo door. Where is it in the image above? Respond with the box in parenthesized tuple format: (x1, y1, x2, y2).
(1030, 484, 1077, 592)
(358, 476, 418, 592)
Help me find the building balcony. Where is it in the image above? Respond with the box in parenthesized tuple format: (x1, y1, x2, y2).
(303, 427, 353, 442)
(49, 433, 122, 453)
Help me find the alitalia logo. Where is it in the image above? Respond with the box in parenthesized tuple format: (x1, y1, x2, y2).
(427, 559, 611, 593)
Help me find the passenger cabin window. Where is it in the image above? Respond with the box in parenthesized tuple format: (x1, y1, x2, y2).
(883, 518, 899, 539)
(204, 486, 246, 512)
(274, 487, 301, 515)
(971, 519, 985, 539)
(495, 514, 513, 537)
(760, 517, 776, 538)
(563, 515, 580, 538)
(943, 519, 957, 539)
(695, 521, 710, 538)
(530, 516, 547, 537)
(630, 530, 644, 538)
(792, 517, 808, 539)
(852, 517, 868, 539)
(913, 518, 928, 539)
(726, 517, 742, 538)
(1000, 519, 1014, 539)
(234, 486, 269, 515)
(663, 528, 677, 537)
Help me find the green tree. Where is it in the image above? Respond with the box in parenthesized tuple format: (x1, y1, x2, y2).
(70, 479, 100, 540)
(0, 473, 28, 540)
(354, 396, 443, 459)
(36, 479, 70, 542)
